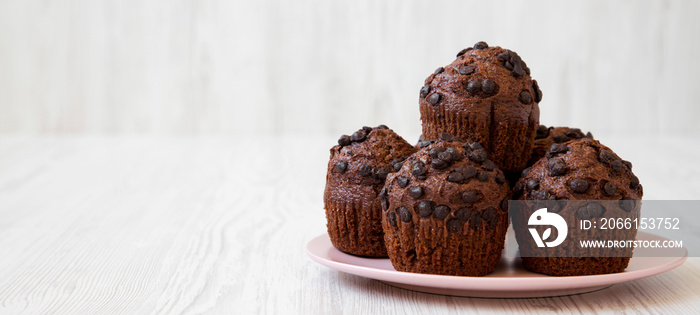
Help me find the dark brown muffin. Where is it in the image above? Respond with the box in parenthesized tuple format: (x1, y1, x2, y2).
(528, 125, 593, 166)
(382, 134, 511, 276)
(512, 139, 643, 276)
(419, 41, 541, 173)
(324, 125, 417, 257)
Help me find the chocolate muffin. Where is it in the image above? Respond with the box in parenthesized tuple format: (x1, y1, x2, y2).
(419, 41, 541, 173)
(512, 139, 643, 276)
(324, 125, 417, 257)
(528, 125, 593, 166)
(382, 134, 511, 276)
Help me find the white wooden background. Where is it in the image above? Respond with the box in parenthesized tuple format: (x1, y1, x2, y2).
(1, 0, 699, 137)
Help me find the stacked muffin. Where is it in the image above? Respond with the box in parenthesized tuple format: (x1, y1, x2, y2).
(381, 135, 511, 276)
(513, 139, 642, 275)
(323, 41, 642, 277)
(419, 41, 540, 173)
(324, 125, 416, 257)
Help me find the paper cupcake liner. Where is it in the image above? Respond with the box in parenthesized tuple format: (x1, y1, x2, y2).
(325, 195, 387, 257)
(383, 208, 508, 276)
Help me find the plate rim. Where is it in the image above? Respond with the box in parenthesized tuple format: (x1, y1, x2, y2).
(305, 231, 687, 292)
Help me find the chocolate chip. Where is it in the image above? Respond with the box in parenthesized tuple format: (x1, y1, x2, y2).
(438, 150, 454, 162)
(630, 175, 640, 189)
(534, 190, 551, 200)
(609, 160, 623, 172)
(416, 200, 435, 218)
(599, 150, 619, 164)
(351, 130, 367, 142)
(526, 178, 539, 191)
(566, 130, 584, 139)
(549, 200, 565, 213)
(387, 210, 397, 227)
(334, 161, 348, 174)
(466, 80, 482, 95)
(418, 140, 432, 148)
(549, 158, 568, 176)
(373, 167, 390, 180)
(504, 61, 514, 71)
(623, 160, 633, 170)
(482, 79, 496, 95)
(459, 65, 475, 75)
(619, 198, 636, 212)
(376, 124, 389, 130)
(358, 164, 372, 177)
(455, 207, 471, 221)
(521, 168, 531, 177)
(429, 147, 445, 158)
(468, 149, 487, 163)
(603, 182, 618, 196)
(473, 41, 488, 49)
(456, 48, 471, 57)
(461, 190, 478, 203)
(465, 140, 483, 151)
(433, 205, 450, 220)
(576, 202, 605, 220)
(434, 67, 445, 75)
(500, 199, 509, 212)
(408, 186, 424, 199)
(398, 206, 412, 222)
(519, 91, 532, 104)
(431, 158, 448, 169)
(513, 63, 525, 77)
(553, 134, 569, 143)
(483, 160, 496, 171)
(535, 125, 549, 139)
(362, 126, 373, 134)
(447, 218, 462, 233)
(420, 85, 431, 98)
(477, 171, 488, 182)
(463, 165, 478, 179)
(411, 161, 427, 179)
(397, 176, 410, 188)
(428, 93, 441, 105)
(391, 156, 407, 172)
(439, 133, 453, 141)
(586, 132, 594, 138)
(497, 53, 508, 60)
(338, 135, 351, 146)
(469, 212, 482, 230)
(495, 174, 505, 184)
(379, 187, 389, 211)
(569, 179, 589, 193)
(532, 80, 543, 103)
(483, 207, 498, 229)
(447, 171, 464, 183)
(547, 143, 569, 156)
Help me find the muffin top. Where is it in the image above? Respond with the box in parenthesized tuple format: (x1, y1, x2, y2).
(419, 41, 542, 123)
(529, 126, 593, 165)
(327, 125, 416, 189)
(382, 134, 511, 231)
(515, 139, 643, 202)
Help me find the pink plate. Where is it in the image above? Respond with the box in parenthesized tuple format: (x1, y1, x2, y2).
(305, 231, 687, 298)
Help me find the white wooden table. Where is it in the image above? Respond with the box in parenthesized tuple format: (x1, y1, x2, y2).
(0, 135, 698, 314)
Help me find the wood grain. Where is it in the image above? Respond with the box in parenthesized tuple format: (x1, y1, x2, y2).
(1, 0, 699, 137)
(0, 135, 698, 314)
